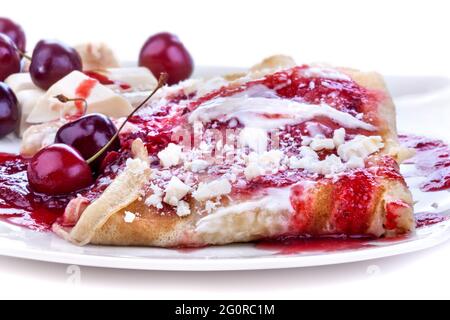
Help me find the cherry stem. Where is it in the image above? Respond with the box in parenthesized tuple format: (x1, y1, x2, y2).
(16, 48, 32, 61)
(54, 94, 88, 117)
(86, 72, 168, 165)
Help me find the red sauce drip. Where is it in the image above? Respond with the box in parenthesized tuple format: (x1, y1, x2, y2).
(331, 171, 379, 234)
(0, 149, 128, 231)
(400, 135, 450, 192)
(290, 183, 315, 231)
(385, 200, 410, 230)
(84, 71, 131, 90)
(74, 78, 97, 115)
(415, 212, 449, 228)
(0, 153, 62, 231)
(255, 236, 372, 255)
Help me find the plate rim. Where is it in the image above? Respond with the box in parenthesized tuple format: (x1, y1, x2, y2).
(0, 221, 449, 271)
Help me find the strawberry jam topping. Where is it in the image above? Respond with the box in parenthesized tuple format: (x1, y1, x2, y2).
(190, 66, 381, 121)
(331, 171, 380, 234)
(84, 71, 131, 90)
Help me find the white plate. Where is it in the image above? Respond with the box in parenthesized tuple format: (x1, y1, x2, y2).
(1, 68, 450, 271)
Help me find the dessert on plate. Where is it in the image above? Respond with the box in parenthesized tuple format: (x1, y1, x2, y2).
(0, 17, 418, 248)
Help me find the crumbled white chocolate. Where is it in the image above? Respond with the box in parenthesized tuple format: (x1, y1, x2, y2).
(338, 135, 384, 162)
(176, 201, 191, 217)
(310, 137, 335, 151)
(345, 156, 365, 169)
(158, 143, 183, 168)
(333, 128, 346, 147)
(186, 159, 210, 173)
(244, 162, 265, 180)
(313, 154, 345, 176)
(244, 150, 284, 180)
(163, 176, 191, 206)
(124, 211, 136, 223)
(205, 200, 220, 214)
(145, 184, 164, 209)
(193, 179, 232, 202)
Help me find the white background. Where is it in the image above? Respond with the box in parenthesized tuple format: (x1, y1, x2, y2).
(1, 0, 450, 300)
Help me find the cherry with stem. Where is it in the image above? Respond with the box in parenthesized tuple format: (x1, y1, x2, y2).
(27, 73, 168, 196)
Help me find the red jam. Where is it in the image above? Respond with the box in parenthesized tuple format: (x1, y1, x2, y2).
(415, 212, 449, 228)
(255, 236, 372, 255)
(74, 78, 97, 114)
(399, 135, 450, 192)
(0, 153, 62, 230)
(190, 66, 381, 121)
(0, 150, 128, 231)
(84, 71, 131, 91)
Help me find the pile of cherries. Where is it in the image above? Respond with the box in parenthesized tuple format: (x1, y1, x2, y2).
(0, 17, 83, 139)
(28, 72, 167, 196)
(0, 16, 193, 196)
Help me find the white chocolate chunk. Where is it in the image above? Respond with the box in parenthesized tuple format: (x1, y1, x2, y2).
(333, 128, 346, 147)
(158, 143, 183, 168)
(313, 155, 345, 175)
(5, 73, 38, 93)
(187, 159, 210, 173)
(244, 162, 265, 180)
(310, 137, 335, 151)
(163, 177, 191, 206)
(15, 89, 45, 137)
(27, 71, 133, 123)
(100, 67, 157, 91)
(123, 211, 136, 223)
(145, 184, 164, 210)
(338, 135, 384, 162)
(299, 146, 319, 160)
(193, 179, 232, 202)
(244, 150, 284, 180)
(345, 156, 365, 169)
(176, 201, 191, 217)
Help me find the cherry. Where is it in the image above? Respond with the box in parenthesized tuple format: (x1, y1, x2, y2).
(0, 33, 21, 81)
(139, 32, 193, 85)
(30, 40, 82, 90)
(0, 82, 19, 138)
(26, 73, 168, 196)
(0, 17, 26, 52)
(55, 113, 120, 170)
(27, 144, 93, 195)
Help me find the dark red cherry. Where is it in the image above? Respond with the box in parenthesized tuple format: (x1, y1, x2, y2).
(0, 82, 19, 137)
(27, 144, 93, 195)
(54, 113, 120, 170)
(139, 32, 193, 85)
(0, 33, 21, 81)
(0, 17, 26, 52)
(30, 39, 82, 90)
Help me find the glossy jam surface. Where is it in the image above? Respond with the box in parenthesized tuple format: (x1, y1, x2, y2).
(190, 66, 380, 120)
(400, 135, 450, 192)
(0, 153, 62, 230)
(84, 71, 131, 90)
(74, 78, 97, 115)
(0, 150, 128, 231)
(255, 236, 372, 255)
